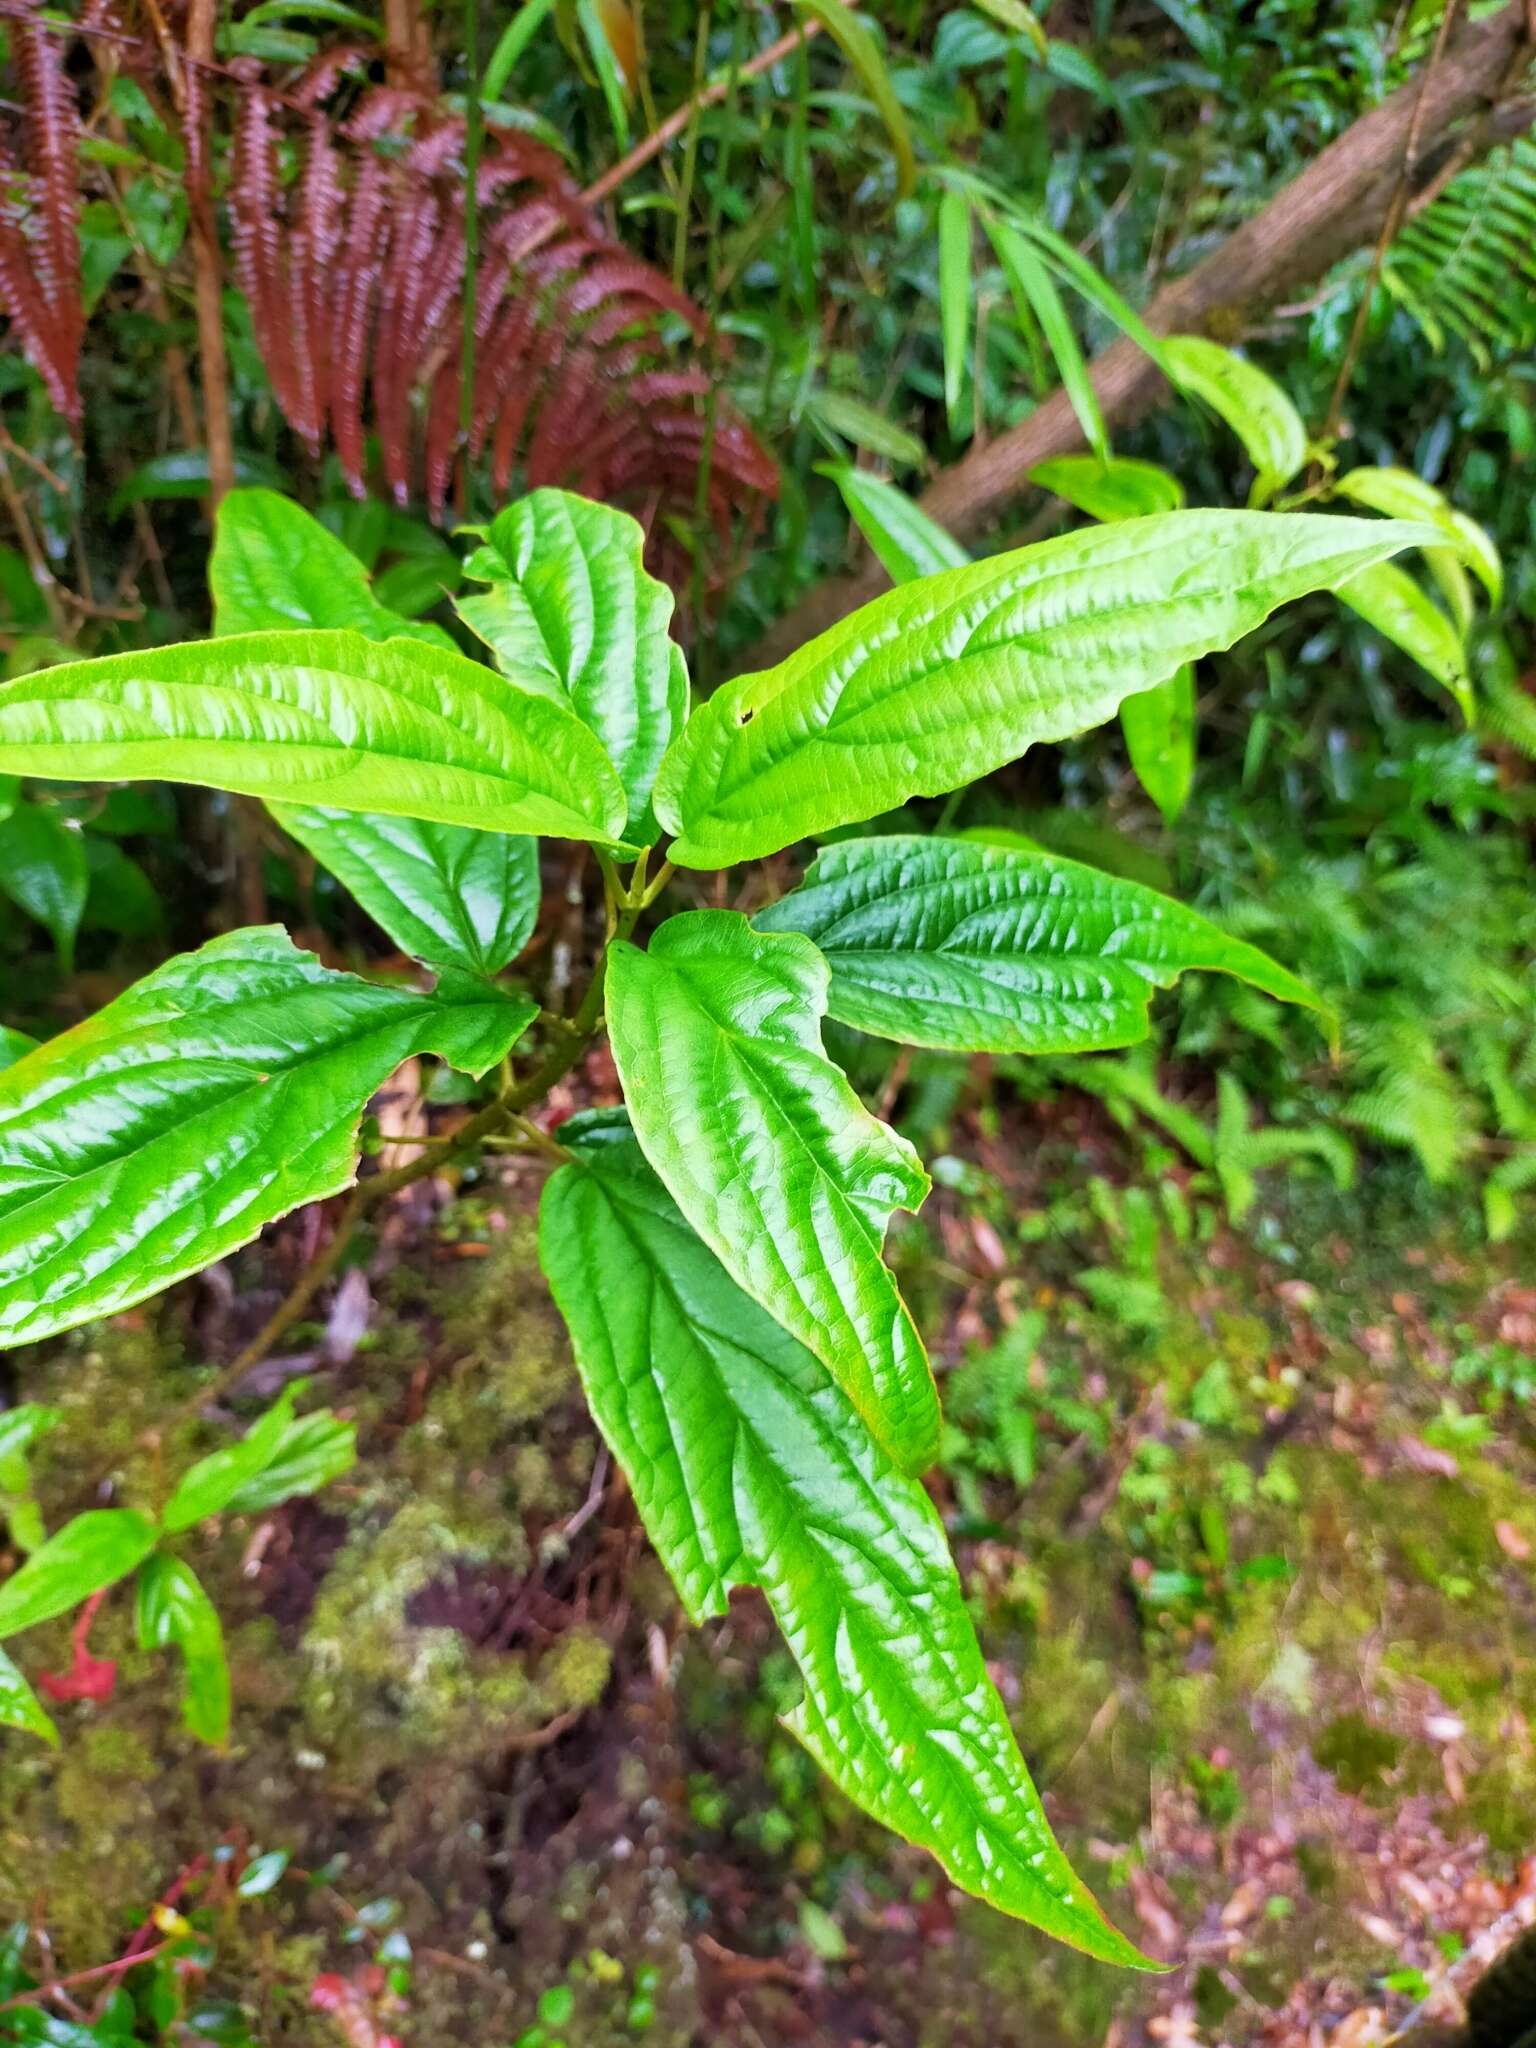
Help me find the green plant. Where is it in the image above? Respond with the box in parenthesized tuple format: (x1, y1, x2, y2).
(0, 1383, 353, 1749)
(0, 482, 1464, 1962)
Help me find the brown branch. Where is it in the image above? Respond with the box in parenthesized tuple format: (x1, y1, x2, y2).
(753, 0, 1535, 664)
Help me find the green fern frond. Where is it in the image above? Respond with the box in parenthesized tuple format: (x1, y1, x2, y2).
(1384, 135, 1536, 363)
(1341, 1010, 1479, 1183)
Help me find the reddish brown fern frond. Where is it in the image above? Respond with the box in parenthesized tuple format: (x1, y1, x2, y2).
(230, 82, 776, 532)
(0, 5, 83, 421)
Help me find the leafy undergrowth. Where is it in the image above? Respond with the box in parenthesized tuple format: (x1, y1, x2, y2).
(3, 1067, 1535, 2047)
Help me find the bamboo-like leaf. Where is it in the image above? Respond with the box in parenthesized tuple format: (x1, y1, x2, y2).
(539, 1112, 1151, 1964)
(652, 512, 1453, 868)
(988, 217, 1107, 461)
(136, 1555, 231, 1748)
(938, 188, 972, 432)
(605, 911, 937, 1473)
(792, 1, 915, 196)
(821, 465, 971, 583)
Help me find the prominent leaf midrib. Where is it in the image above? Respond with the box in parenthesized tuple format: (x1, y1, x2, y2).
(0, 993, 495, 1203)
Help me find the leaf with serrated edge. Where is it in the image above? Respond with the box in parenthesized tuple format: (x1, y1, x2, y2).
(456, 488, 686, 835)
(272, 806, 540, 975)
(0, 928, 536, 1346)
(605, 911, 938, 1473)
(211, 486, 453, 647)
(0, 629, 628, 846)
(0, 1510, 158, 1638)
(136, 1555, 230, 1747)
(538, 1112, 1150, 1965)
(653, 512, 1453, 868)
(755, 836, 1320, 1053)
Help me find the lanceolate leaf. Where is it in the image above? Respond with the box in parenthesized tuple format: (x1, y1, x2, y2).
(211, 492, 540, 976)
(210, 487, 454, 648)
(0, 630, 629, 846)
(1163, 335, 1307, 504)
(135, 1555, 231, 1748)
(0, 1644, 57, 1745)
(1337, 560, 1472, 719)
(272, 806, 540, 976)
(937, 187, 972, 431)
(605, 912, 938, 1473)
(1120, 665, 1196, 824)
(0, 1510, 158, 1638)
(755, 836, 1321, 1053)
(1029, 453, 1184, 522)
(456, 489, 687, 834)
(0, 804, 88, 972)
(653, 512, 1452, 867)
(539, 1113, 1148, 1966)
(791, 0, 916, 198)
(0, 928, 536, 1346)
(987, 217, 1107, 461)
(1331, 466, 1503, 604)
(822, 466, 971, 584)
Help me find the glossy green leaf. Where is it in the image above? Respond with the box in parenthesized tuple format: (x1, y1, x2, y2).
(1337, 560, 1472, 719)
(821, 465, 971, 583)
(210, 488, 452, 649)
(755, 835, 1320, 1053)
(938, 188, 971, 431)
(539, 1112, 1148, 1965)
(212, 492, 536, 976)
(0, 1645, 57, 1746)
(273, 806, 540, 976)
(1163, 334, 1307, 503)
(1331, 465, 1503, 605)
(653, 512, 1451, 868)
(1029, 453, 1184, 522)
(456, 488, 685, 835)
(988, 218, 1107, 461)
(0, 630, 629, 846)
(1120, 664, 1195, 824)
(165, 1385, 303, 1531)
(792, 0, 915, 197)
(0, 1510, 158, 1638)
(0, 1029, 37, 1072)
(136, 1555, 230, 1747)
(484, 0, 558, 97)
(0, 927, 536, 1346)
(807, 390, 927, 468)
(0, 805, 88, 972)
(222, 1409, 356, 1514)
(605, 911, 937, 1473)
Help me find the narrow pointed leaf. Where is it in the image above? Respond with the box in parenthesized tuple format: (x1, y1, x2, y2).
(136, 1555, 231, 1748)
(653, 512, 1452, 868)
(755, 836, 1321, 1053)
(1331, 466, 1502, 605)
(1163, 335, 1307, 503)
(210, 487, 453, 647)
(1119, 664, 1195, 824)
(539, 1113, 1149, 1966)
(0, 1510, 158, 1639)
(792, 0, 915, 197)
(212, 492, 539, 976)
(938, 188, 972, 431)
(988, 218, 1107, 461)
(1337, 560, 1472, 719)
(0, 630, 629, 846)
(273, 806, 540, 975)
(605, 911, 938, 1473)
(1030, 453, 1184, 521)
(456, 488, 685, 835)
(0, 928, 536, 1346)
(822, 465, 971, 583)
(0, 1645, 57, 1745)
